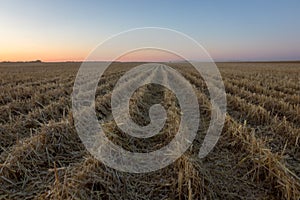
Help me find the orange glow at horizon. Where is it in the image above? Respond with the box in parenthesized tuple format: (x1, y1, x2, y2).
(1, 48, 188, 62)
(1, 44, 287, 62)
(0, 46, 88, 62)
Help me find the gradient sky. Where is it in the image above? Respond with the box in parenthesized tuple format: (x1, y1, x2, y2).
(1, 0, 300, 62)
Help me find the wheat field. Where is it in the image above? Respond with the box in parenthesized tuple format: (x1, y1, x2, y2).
(0, 62, 299, 199)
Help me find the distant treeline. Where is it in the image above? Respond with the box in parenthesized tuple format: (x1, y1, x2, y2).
(1, 60, 42, 63)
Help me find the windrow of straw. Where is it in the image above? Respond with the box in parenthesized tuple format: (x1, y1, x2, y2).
(183, 71, 300, 200)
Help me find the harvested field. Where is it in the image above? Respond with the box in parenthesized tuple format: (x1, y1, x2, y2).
(0, 62, 299, 199)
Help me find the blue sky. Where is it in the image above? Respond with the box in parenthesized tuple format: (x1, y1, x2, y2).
(1, 0, 300, 61)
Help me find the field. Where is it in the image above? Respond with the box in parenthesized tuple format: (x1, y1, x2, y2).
(0, 62, 299, 199)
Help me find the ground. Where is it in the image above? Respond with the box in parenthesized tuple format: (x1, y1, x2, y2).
(0, 62, 299, 199)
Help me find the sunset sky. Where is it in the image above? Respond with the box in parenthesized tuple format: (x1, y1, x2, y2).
(1, 0, 300, 62)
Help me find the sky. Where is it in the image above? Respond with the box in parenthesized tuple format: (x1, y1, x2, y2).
(0, 0, 300, 62)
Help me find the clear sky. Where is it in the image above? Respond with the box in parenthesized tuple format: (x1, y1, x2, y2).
(1, 0, 300, 62)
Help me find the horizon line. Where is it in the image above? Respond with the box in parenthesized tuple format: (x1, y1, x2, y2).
(1, 59, 300, 63)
